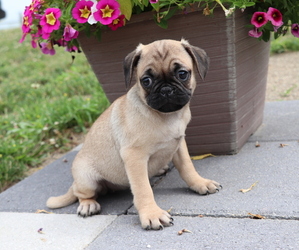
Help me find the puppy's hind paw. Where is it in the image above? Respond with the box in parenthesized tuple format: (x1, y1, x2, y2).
(77, 199, 101, 217)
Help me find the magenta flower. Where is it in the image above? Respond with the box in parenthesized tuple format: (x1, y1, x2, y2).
(40, 8, 61, 34)
(54, 39, 67, 47)
(248, 27, 263, 38)
(291, 23, 299, 38)
(72, 0, 94, 23)
(31, 28, 42, 48)
(251, 12, 268, 28)
(63, 24, 79, 41)
(40, 42, 56, 55)
(21, 7, 32, 34)
(42, 32, 51, 40)
(267, 7, 283, 27)
(20, 7, 33, 43)
(66, 46, 79, 53)
(149, 0, 159, 3)
(93, 0, 121, 25)
(108, 14, 125, 31)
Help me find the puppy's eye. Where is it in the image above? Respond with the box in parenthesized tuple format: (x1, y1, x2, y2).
(177, 70, 189, 81)
(141, 77, 152, 88)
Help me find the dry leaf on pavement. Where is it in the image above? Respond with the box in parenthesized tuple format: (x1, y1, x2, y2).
(35, 209, 54, 214)
(239, 181, 258, 193)
(178, 229, 193, 235)
(248, 213, 265, 219)
(190, 154, 215, 160)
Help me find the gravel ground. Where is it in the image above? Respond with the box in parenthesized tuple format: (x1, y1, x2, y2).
(266, 51, 299, 101)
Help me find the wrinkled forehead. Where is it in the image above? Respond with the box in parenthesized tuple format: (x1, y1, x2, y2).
(136, 41, 193, 74)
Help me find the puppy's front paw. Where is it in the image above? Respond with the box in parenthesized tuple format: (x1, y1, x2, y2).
(139, 206, 173, 230)
(77, 199, 101, 217)
(190, 178, 222, 195)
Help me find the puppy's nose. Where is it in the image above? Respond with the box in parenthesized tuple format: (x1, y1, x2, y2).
(160, 86, 174, 97)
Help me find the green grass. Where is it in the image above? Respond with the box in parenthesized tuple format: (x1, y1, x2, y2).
(1, 27, 299, 192)
(0, 28, 109, 191)
(271, 34, 299, 54)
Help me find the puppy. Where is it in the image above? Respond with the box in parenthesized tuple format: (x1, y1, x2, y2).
(47, 39, 221, 230)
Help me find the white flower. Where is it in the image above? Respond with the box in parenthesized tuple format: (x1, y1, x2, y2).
(31, 83, 41, 89)
(49, 138, 56, 145)
(225, 7, 235, 17)
(88, 0, 98, 25)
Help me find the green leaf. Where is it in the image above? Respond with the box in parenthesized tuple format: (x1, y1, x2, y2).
(151, 3, 160, 12)
(118, 0, 133, 20)
(262, 29, 271, 42)
(155, 15, 168, 29)
(164, 7, 178, 20)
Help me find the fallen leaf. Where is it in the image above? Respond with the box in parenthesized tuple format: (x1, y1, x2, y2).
(279, 143, 288, 148)
(239, 181, 258, 193)
(178, 229, 193, 235)
(167, 207, 173, 213)
(190, 154, 215, 160)
(248, 213, 265, 219)
(35, 209, 54, 214)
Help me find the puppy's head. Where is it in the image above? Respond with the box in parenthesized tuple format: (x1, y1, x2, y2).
(124, 39, 209, 113)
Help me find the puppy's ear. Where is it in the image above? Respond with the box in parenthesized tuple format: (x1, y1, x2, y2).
(181, 39, 210, 80)
(123, 44, 143, 88)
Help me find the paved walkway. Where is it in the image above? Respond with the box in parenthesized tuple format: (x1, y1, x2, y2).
(0, 100, 298, 249)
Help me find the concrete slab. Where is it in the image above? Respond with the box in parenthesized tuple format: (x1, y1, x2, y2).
(249, 100, 299, 142)
(129, 141, 299, 219)
(0, 212, 117, 250)
(1, 100, 298, 250)
(87, 215, 299, 249)
(0, 150, 133, 215)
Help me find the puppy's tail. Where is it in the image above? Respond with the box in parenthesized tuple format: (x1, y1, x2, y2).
(46, 186, 77, 209)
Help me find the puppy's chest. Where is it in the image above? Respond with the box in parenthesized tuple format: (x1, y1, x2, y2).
(151, 121, 185, 152)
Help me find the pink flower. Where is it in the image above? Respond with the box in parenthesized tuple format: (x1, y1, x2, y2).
(40, 42, 56, 55)
(40, 8, 61, 34)
(21, 7, 32, 34)
(29, 0, 43, 12)
(20, 7, 33, 43)
(291, 23, 299, 38)
(66, 46, 80, 53)
(54, 39, 67, 47)
(251, 12, 268, 28)
(63, 24, 79, 41)
(93, 0, 121, 25)
(108, 14, 125, 31)
(42, 32, 51, 40)
(248, 27, 263, 38)
(149, 0, 159, 3)
(31, 28, 43, 48)
(267, 7, 283, 27)
(72, 0, 94, 23)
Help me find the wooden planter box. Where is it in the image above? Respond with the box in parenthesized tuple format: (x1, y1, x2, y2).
(78, 8, 270, 155)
